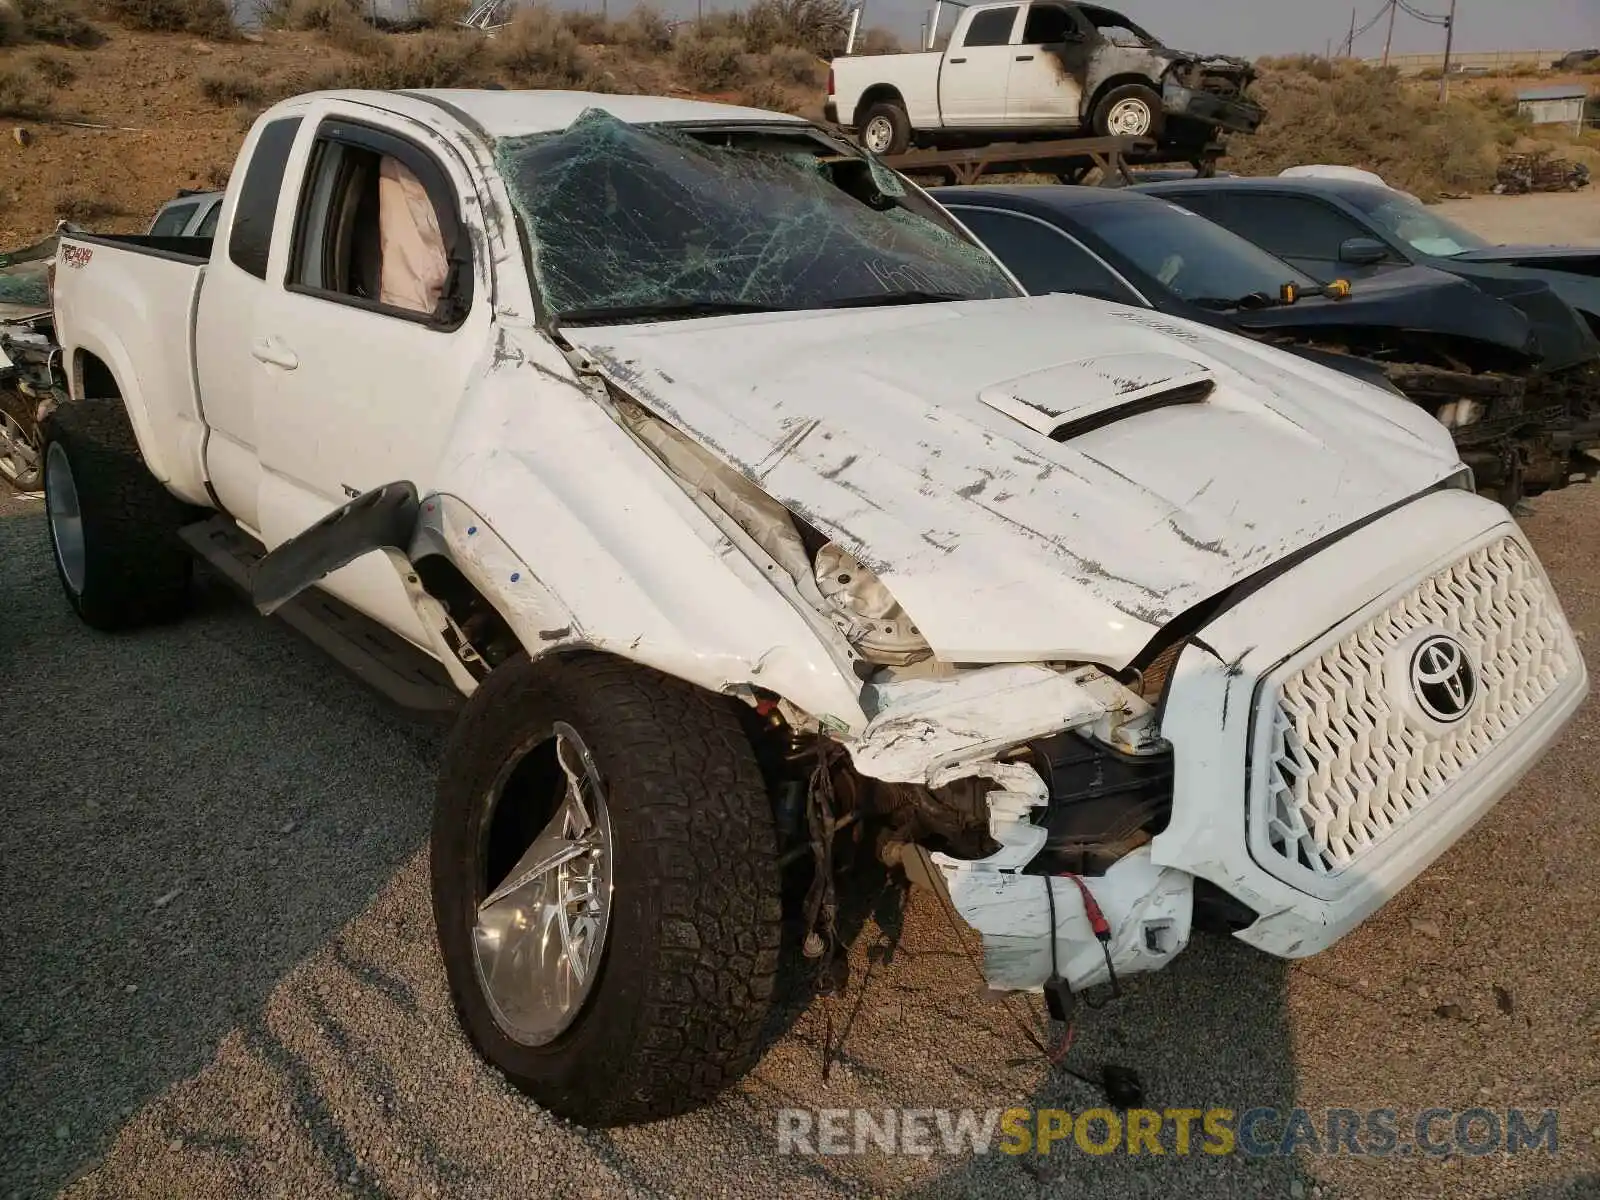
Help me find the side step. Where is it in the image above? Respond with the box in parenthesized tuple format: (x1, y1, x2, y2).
(178, 514, 463, 717)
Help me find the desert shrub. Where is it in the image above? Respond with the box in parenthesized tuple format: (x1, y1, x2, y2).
(52, 188, 124, 220)
(10, 0, 100, 45)
(739, 77, 800, 113)
(673, 32, 744, 91)
(0, 59, 53, 115)
(560, 8, 613, 45)
(325, 9, 384, 53)
(276, 0, 357, 30)
(765, 43, 818, 85)
(855, 26, 899, 55)
(328, 29, 491, 88)
(492, 5, 587, 86)
(737, 0, 846, 56)
(198, 67, 261, 104)
(30, 48, 75, 83)
(100, 0, 233, 37)
(615, 3, 670, 52)
(1226, 59, 1522, 199)
(413, 0, 466, 27)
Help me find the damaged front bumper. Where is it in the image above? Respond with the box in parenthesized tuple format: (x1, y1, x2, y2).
(846, 488, 1585, 995)
(1161, 80, 1264, 135)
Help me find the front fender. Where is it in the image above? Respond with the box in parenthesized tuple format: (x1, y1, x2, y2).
(433, 327, 871, 731)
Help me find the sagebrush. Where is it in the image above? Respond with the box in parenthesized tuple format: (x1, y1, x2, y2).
(1229, 59, 1526, 199)
(5, 0, 100, 46)
(0, 59, 53, 116)
(673, 33, 745, 91)
(99, 0, 233, 37)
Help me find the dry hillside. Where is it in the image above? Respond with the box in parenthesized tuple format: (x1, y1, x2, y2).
(1, 0, 1595, 245)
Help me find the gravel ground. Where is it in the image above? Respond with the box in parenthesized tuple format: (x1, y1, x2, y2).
(4, 194, 1600, 1200)
(1434, 193, 1600, 247)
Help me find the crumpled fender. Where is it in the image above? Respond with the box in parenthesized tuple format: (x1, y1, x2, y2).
(423, 326, 870, 730)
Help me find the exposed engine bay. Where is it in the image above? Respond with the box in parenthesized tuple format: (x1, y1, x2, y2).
(1254, 330, 1600, 503)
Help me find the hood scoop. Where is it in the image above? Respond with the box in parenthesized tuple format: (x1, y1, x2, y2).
(977, 353, 1215, 442)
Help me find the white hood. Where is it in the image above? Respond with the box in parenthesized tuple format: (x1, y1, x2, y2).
(566, 293, 1461, 668)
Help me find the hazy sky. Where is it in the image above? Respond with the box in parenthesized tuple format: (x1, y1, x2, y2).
(835, 0, 1599, 57)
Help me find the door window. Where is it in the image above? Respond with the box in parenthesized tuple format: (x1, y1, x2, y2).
(1022, 4, 1075, 43)
(951, 206, 1144, 304)
(1168, 192, 1369, 264)
(228, 116, 302, 280)
(962, 6, 1020, 47)
(287, 121, 472, 327)
(195, 200, 222, 238)
(149, 202, 198, 237)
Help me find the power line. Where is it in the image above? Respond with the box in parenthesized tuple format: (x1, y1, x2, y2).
(1396, 0, 1451, 28)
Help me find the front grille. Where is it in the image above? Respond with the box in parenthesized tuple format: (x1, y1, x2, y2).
(1256, 534, 1577, 883)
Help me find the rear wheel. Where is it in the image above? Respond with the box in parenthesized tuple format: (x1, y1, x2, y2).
(431, 651, 783, 1127)
(1093, 83, 1165, 139)
(859, 100, 911, 155)
(42, 401, 193, 631)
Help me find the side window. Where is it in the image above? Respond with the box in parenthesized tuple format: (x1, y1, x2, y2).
(228, 117, 302, 280)
(952, 207, 1143, 304)
(149, 202, 197, 237)
(1175, 193, 1368, 263)
(287, 121, 471, 326)
(195, 200, 222, 239)
(962, 6, 1020, 47)
(1022, 4, 1074, 44)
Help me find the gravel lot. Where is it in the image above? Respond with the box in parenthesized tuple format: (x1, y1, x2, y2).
(4, 194, 1600, 1200)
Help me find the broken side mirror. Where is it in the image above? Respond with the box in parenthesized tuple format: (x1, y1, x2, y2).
(1338, 236, 1390, 266)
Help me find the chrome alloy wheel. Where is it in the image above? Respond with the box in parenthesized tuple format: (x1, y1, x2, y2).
(44, 440, 86, 595)
(473, 722, 615, 1047)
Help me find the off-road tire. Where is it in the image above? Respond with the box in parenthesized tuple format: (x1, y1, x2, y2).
(42, 400, 194, 631)
(859, 100, 911, 155)
(1093, 83, 1166, 139)
(431, 650, 783, 1127)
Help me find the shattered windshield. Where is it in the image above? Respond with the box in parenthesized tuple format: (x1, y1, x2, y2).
(1092, 200, 1318, 307)
(495, 110, 1018, 323)
(1346, 190, 1490, 258)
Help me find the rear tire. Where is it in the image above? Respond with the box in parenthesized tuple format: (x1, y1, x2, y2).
(431, 651, 783, 1127)
(1093, 83, 1165, 139)
(42, 401, 194, 631)
(859, 100, 911, 155)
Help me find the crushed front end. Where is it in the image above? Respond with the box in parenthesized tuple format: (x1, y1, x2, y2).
(807, 488, 1585, 997)
(1161, 56, 1264, 136)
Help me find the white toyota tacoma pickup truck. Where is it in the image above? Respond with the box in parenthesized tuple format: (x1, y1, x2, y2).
(41, 88, 1586, 1127)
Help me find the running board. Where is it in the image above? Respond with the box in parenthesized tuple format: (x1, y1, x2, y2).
(178, 515, 463, 717)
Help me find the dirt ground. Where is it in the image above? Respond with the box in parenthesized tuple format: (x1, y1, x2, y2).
(1436, 192, 1600, 246)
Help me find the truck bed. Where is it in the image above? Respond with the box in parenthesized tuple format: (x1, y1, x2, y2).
(63, 232, 214, 265)
(53, 231, 211, 496)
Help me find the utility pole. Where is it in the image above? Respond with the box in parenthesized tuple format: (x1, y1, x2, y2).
(1345, 7, 1357, 57)
(1382, 0, 1398, 67)
(1438, 0, 1458, 101)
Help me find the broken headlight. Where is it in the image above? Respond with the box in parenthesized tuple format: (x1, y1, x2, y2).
(814, 543, 931, 666)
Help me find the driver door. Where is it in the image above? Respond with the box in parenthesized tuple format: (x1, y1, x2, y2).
(248, 111, 489, 642)
(940, 5, 1024, 127)
(1005, 3, 1088, 125)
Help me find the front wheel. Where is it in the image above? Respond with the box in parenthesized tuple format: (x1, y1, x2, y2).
(431, 651, 783, 1127)
(1093, 83, 1166, 139)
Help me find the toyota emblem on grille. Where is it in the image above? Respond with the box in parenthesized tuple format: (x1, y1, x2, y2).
(1409, 634, 1477, 722)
